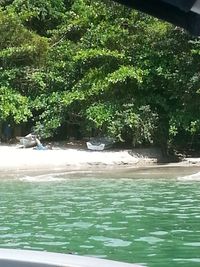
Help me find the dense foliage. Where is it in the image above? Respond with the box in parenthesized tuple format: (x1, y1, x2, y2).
(1, 0, 200, 155)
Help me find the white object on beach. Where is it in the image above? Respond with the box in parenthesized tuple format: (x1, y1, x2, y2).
(86, 142, 107, 151)
(0, 249, 143, 267)
(19, 133, 37, 148)
(86, 137, 114, 151)
(20, 138, 37, 148)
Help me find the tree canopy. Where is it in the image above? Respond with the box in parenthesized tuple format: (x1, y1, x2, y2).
(1, 0, 200, 155)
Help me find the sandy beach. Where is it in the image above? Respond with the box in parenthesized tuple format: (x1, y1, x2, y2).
(0, 143, 200, 173)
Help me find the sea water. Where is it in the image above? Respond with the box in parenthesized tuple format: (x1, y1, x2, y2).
(0, 167, 200, 267)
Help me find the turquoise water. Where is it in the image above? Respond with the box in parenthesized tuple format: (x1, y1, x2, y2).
(0, 168, 200, 267)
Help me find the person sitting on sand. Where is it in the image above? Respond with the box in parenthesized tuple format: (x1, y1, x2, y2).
(34, 136, 46, 150)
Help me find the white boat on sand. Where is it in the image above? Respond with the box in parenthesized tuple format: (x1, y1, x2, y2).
(86, 137, 114, 151)
(0, 249, 143, 267)
(17, 134, 37, 148)
(19, 138, 37, 148)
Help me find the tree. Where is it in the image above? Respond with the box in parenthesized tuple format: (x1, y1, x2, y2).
(0, 7, 48, 125)
(1, 0, 200, 154)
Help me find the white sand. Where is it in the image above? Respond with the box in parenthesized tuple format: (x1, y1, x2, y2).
(0, 145, 142, 172)
(0, 145, 199, 172)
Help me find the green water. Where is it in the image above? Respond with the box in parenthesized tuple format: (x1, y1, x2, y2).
(0, 168, 200, 267)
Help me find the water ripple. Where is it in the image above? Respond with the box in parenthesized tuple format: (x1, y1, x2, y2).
(89, 236, 132, 247)
(0, 173, 200, 267)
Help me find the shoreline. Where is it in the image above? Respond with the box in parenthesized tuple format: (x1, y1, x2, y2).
(0, 144, 200, 173)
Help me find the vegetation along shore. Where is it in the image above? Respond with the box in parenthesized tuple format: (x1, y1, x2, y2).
(1, 0, 200, 159)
